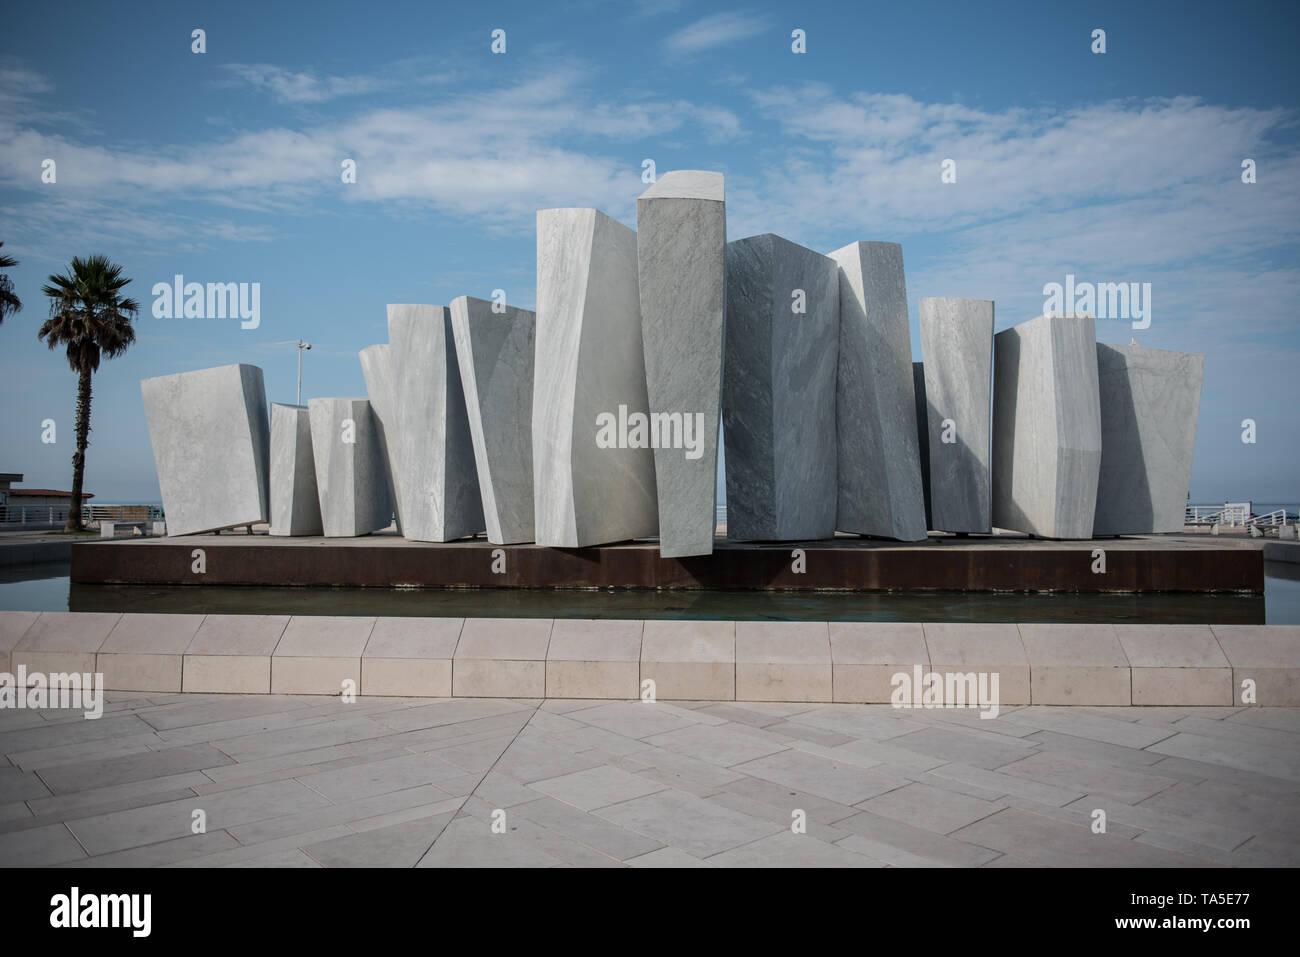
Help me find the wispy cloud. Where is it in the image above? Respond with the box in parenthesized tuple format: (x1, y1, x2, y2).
(664, 10, 769, 57)
(220, 64, 392, 103)
(0, 68, 744, 234)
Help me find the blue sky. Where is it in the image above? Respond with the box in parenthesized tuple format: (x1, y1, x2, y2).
(1, 0, 1297, 505)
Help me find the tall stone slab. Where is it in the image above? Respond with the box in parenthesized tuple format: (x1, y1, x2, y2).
(450, 295, 536, 545)
(912, 362, 933, 530)
(918, 297, 995, 534)
(358, 344, 402, 536)
(637, 170, 726, 557)
(269, 403, 323, 536)
(828, 241, 926, 541)
(308, 397, 392, 537)
(723, 233, 839, 541)
(1093, 343, 1205, 535)
(387, 304, 485, 542)
(141, 363, 269, 536)
(533, 208, 658, 547)
(991, 314, 1101, 539)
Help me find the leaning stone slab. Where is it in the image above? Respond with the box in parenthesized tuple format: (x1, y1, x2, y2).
(141, 363, 269, 536)
(450, 295, 536, 545)
(637, 170, 726, 557)
(1093, 343, 1205, 535)
(991, 314, 1102, 539)
(359, 343, 403, 536)
(533, 207, 658, 547)
(723, 233, 839, 541)
(828, 241, 926, 541)
(918, 297, 995, 534)
(307, 397, 393, 537)
(268, 403, 323, 536)
(387, 304, 485, 542)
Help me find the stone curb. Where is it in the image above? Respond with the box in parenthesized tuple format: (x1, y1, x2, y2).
(1, 612, 1296, 707)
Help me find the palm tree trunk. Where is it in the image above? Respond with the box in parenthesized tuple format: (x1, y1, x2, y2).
(65, 365, 92, 532)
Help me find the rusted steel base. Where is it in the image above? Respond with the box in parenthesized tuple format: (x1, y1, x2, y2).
(69, 534, 1265, 593)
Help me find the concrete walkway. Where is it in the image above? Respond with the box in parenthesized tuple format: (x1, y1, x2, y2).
(1, 692, 1297, 867)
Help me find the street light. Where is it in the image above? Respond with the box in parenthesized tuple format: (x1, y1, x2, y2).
(296, 339, 312, 405)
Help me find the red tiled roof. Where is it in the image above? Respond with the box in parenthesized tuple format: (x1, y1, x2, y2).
(7, 489, 94, 499)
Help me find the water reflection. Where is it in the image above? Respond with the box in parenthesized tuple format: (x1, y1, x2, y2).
(0, 562, 1284, 624)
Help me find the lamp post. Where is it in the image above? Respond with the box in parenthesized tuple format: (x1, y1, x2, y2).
(296, 339, 312, 405)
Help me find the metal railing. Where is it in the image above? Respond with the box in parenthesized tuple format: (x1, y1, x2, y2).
(1249, 508, 1289, 528)
(1185, 505, 1293, 529)
(0, 503, 164, 528)
(1185, 505, 1226, 525)
(0, 505, 72, 526)
(86, 504, 164, 524)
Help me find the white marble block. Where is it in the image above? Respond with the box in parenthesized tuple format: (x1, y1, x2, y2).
(918, 297, 995, 534)
(141, 363, 270, 536)
(1093, 343, 1205, 535)
(828, 241, 927, 541)
(991, 314, 1102, 539)
(723, 233, 839, 541)
(269, 403, 323, 536)
(307, 397, 393, 537)
(359, 343, 403, 536)
(637, 171, 726, 558)
(387, 304, 485, 542)
(533, 207, 658, 547)
(450, 295, 536, 545)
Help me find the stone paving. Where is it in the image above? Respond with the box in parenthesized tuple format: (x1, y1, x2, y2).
(1, 692, 1298, 867)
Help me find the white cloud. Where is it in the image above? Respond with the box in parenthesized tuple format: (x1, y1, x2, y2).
(221, 63, 389, 104)
(0, 68, 743, 231)
(664, 10, 769, 56)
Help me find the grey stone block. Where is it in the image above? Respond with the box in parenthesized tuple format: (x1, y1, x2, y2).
(141, 363, 270, 536)
(723, 233, 839, 541)
(912, 362, 932, 529)
(1093, 343, 1205, 535)
(307, 397, 393, 537)
(828, 241, 926, 541)
(387, 304, 485, 542)
(450, 295, 536, 545)
(991, 314, 1102, 539)
(268, 403, 323, 536)
(918, 297, 995, 534)
(637, 170, 726, 558)
(358, 344, 403, 536)
(533, 207, 658, 547)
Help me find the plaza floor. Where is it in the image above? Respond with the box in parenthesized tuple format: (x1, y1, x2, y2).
(1, 692, 1297, 867)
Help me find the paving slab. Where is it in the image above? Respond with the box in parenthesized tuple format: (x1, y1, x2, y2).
(641, 620, 735, 701)
(12, 612, 120, 678)
(361, 617, 462, 697)
(183, 615, 290, 694)
(545, 619, 642, 700)
(923, 623, 1030, 705)
(830, 622, 928, 704)
(736, 621, 832, 702)
(593, 787, 783, 859)
(1019, 623, 1131, 706)
(453, 618, 552, 698)
(1211, 625, 1300, 706)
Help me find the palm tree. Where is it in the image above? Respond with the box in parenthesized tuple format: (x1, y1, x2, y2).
(0, 243, 20, 324)
(40, 255, 138, 531)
